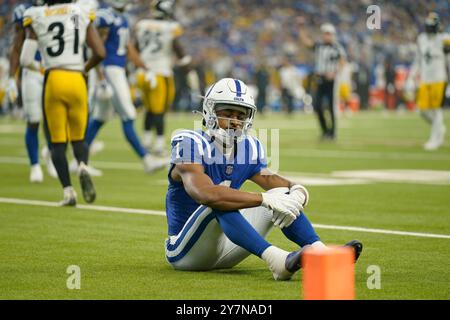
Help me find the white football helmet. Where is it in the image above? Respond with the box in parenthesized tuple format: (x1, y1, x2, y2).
(201, 78, 256, 144)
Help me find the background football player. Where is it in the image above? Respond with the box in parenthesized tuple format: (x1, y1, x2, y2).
(8, 0, 57, 183)
(20, 0, 105, 205)
(406, 12, 450, 151)
(135, 0, 192, 156)
(85, 0, 168, 174)
(165, 78, 362, 279)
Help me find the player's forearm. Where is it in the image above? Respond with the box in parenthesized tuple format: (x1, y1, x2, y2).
(9, 50, 20, 78)
(9, 30, 25, 77)
(85, 55, 104, 73)
(194, 185, 263, 211)
(250, 170, 294, 191)
(127, 42, 146, 69)
(85, 24, 106, 73)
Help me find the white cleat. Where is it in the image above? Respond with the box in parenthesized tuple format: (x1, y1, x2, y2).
(153, 136, 167, 156)
(69, 159, 103, 176)
(143, 154, 170, 174)
(424, 140, 440, 151)
(85, 164, 103, 177)
(424, 126, 446, 151)
(59, 186, 77, 207)
(29, 164, 44, 183)
(89, 140, 105, 155)
(41, 146, 58, 178)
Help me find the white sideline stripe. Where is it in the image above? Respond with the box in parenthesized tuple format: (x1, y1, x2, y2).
(0, 197, 165, 216)
(0, 197, 449, 240)
(282, 149, 450, 161)
(313, 224, 450, 239)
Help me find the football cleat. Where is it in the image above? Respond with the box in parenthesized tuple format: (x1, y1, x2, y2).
(285, 245, 310, 274)
(69, 159, 103, 177)
(424, 126, 446, 151)
(344, 240, 363, 262)
(41, 146, 58, 178)
(143, 154, 169, 174)
(78, 163, 96, 203)
(286, 240, 363, 273)
(30, 164, 44, 183)
(89, 140, 105, 155)
(59, 187, 77, 207)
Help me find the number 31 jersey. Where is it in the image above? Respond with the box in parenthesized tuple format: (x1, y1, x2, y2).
(135, 19, 183, 77)
(23, 3, 95, 71)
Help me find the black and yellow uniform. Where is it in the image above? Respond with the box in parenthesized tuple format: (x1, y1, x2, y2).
(23, 2, 102, 204)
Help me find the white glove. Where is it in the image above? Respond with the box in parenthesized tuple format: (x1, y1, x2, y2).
(6, 78, 18, 103)
(145, 70, 157, 89)
(261, 193, 301, 228)
(445, 83, 450, 98)
(96, 80, 113, 101)
(289, 184, 309, 208)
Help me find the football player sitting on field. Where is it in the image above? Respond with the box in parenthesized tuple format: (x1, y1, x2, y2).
(164, 78, 363, 279)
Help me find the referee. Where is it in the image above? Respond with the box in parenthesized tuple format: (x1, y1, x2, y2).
(299, 21, 346, 140)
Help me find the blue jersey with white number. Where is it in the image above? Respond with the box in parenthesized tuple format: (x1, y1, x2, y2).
(95, 7, 129, 68)
(13, 3, 41, 62)
(166, 130, 267, 235)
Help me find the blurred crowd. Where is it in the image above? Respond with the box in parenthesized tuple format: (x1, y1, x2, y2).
(1, 0, 449, 112)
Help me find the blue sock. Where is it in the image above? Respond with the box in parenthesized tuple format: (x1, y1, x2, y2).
(122, 120, 147, 158)
(216, 210, 271, 257)
(281, 212, 320, 247)
(25, 126, 39, 165)
(85, 119, 104, 147)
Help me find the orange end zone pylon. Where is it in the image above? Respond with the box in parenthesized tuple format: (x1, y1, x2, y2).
(302, 246, 355, 300)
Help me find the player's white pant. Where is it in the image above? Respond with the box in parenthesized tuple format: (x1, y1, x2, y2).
(92, 65, 136, 122)
(22, 68, 43, 123)
(87, 67, 97, 113)
(165, 188, 288, 271)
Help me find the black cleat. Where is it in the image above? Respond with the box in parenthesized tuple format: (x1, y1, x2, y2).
(344, 240, 363, 262)
(79, 168, 96, 204)
(285, 245, 311, 273)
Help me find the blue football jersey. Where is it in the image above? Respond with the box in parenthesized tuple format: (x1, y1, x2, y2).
(13, 3, 41, 62)
(166, 130, 267, 235)
(95, 7, 129, 68)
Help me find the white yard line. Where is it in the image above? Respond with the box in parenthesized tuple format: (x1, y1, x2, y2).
(0, 197, 449, 240)
(282, 149, 450, 161)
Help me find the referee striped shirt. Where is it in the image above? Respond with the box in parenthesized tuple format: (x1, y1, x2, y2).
(313, 42, 346, 76)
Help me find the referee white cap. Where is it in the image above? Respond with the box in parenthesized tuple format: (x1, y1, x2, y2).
(320, 23, 336, 34)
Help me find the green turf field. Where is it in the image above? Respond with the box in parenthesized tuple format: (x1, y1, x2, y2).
(0, 110, 449, 300)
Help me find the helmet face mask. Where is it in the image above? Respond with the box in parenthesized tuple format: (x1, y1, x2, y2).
(151, 0, 175, 19)
(201, 78, 256, 145)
